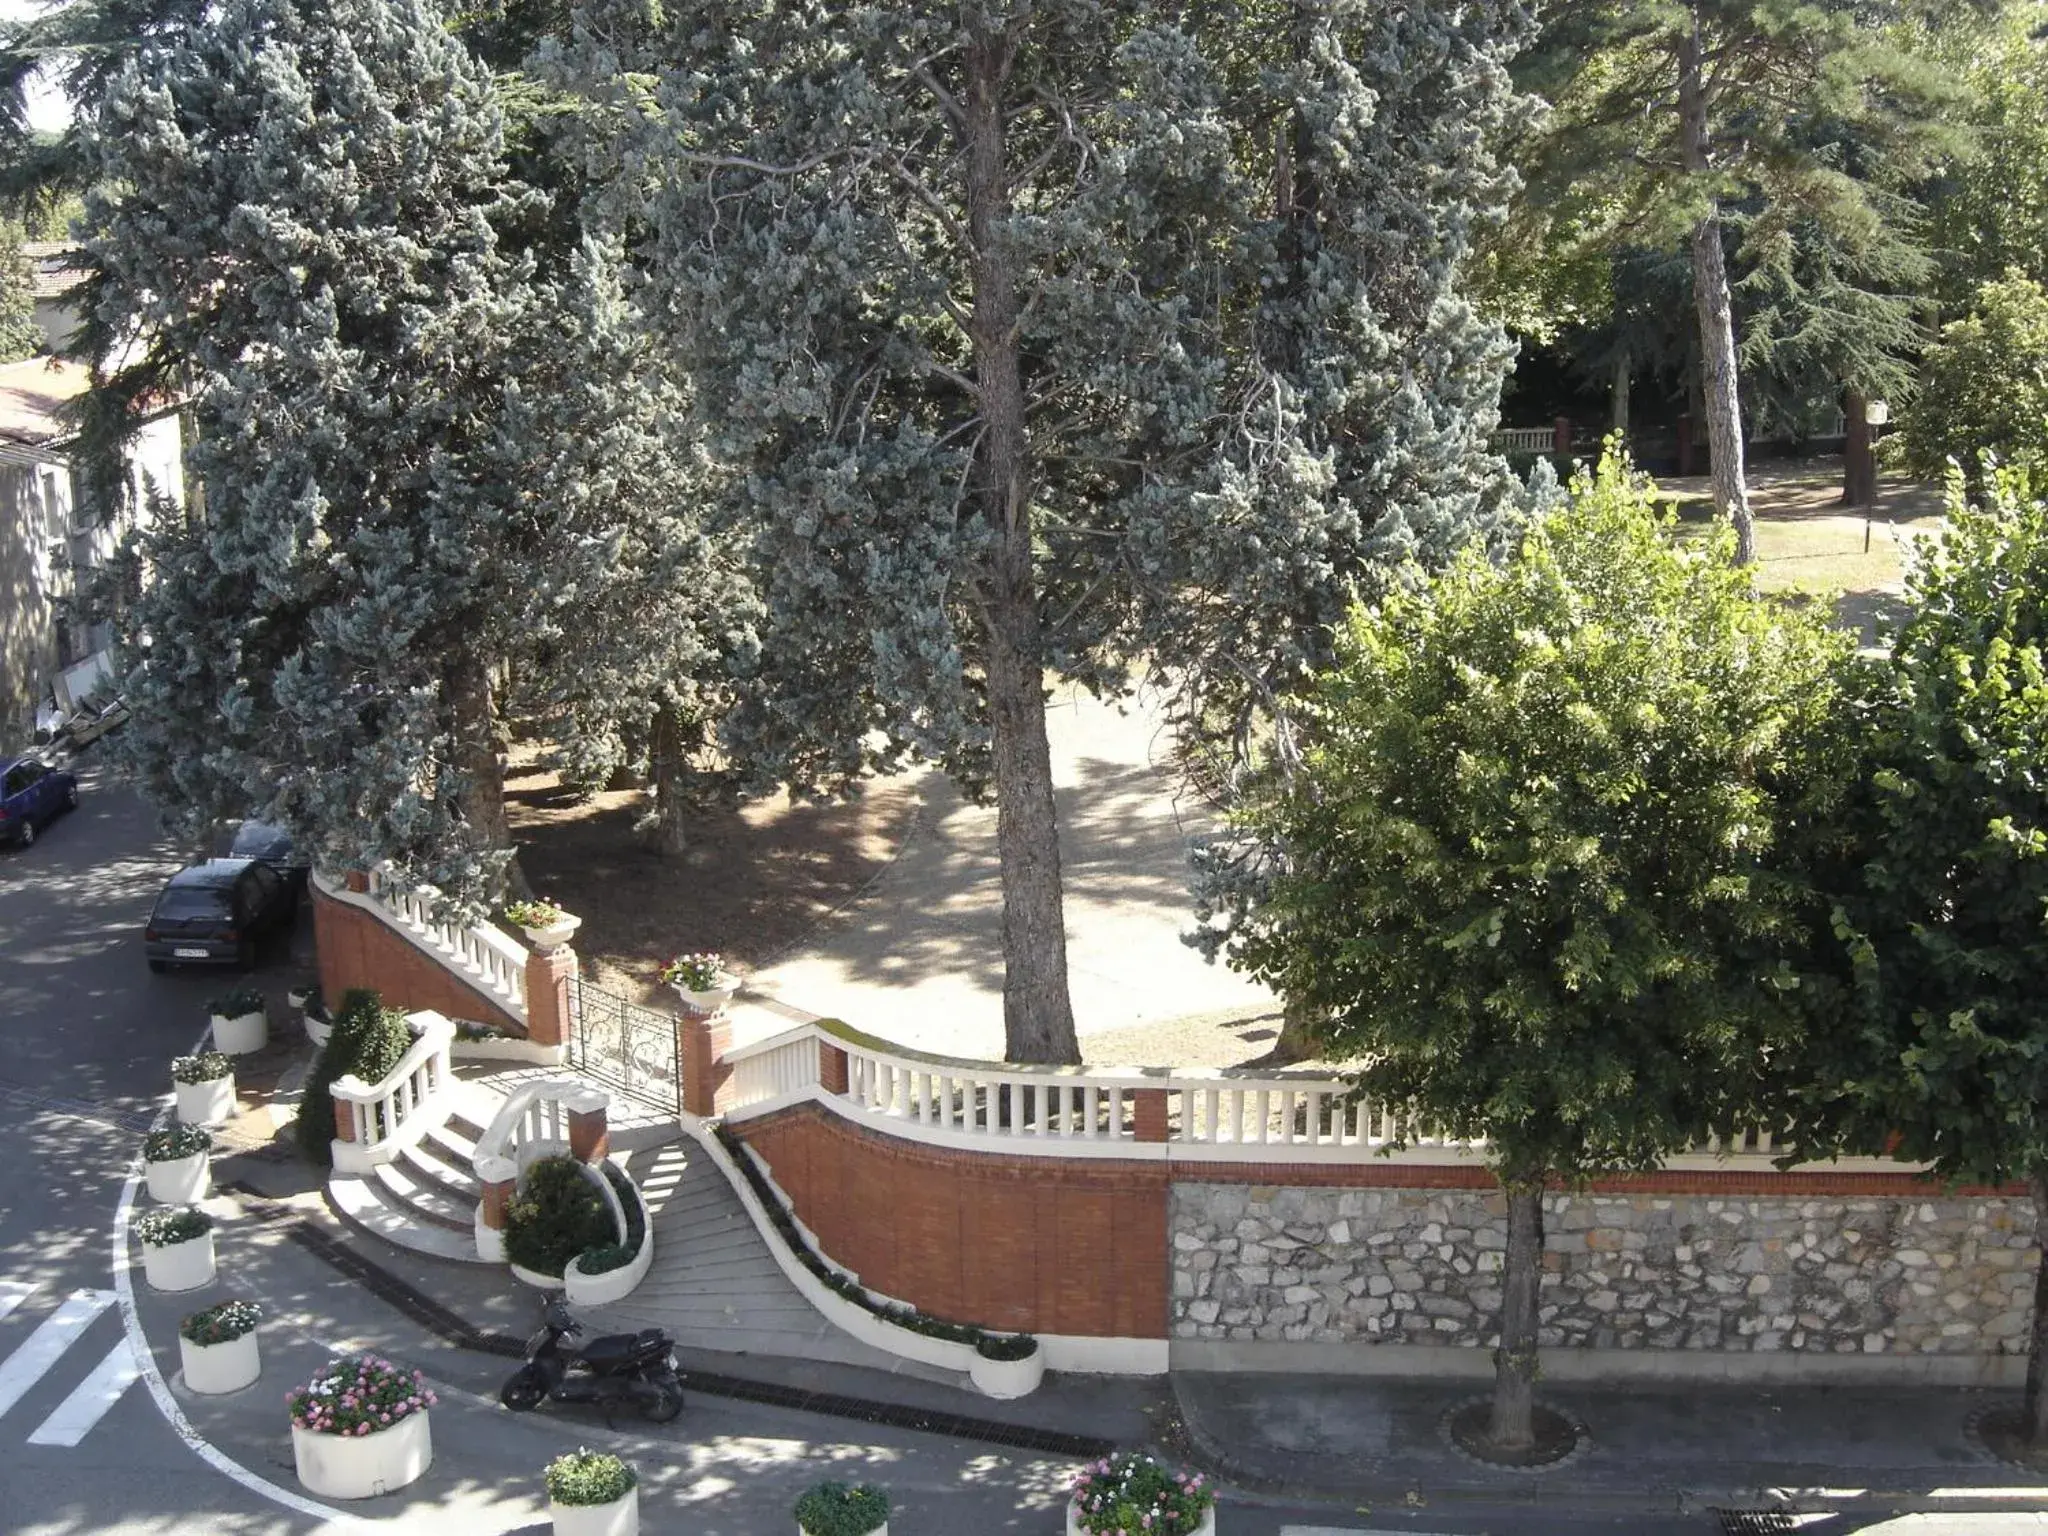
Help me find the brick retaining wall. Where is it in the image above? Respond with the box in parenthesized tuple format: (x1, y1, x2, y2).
(312, 882, 524, 1035)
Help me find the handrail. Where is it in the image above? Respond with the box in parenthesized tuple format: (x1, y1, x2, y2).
(470, 1076, 609, 1186)
(314, 868, 529, 1026)
(329, 1011, 456, 1173)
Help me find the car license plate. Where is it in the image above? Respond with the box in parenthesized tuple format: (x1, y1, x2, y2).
(173, 947, 209, 958)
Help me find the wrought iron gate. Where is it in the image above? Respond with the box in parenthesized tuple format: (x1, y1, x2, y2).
(566, 977, 679, 1114)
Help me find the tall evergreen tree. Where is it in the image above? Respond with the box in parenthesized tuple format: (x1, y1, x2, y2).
(548, 0, 1531, 1062)
(89, 0, 547, 908)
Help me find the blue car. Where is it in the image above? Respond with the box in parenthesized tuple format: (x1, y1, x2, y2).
(0, 756, 79, 849)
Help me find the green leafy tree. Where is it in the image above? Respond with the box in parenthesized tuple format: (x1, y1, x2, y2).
(1782, 462, 2048, 1450)
(88, 0, 544, 907)
(1223, 456, 1852, 1452)
(1924, 5, 2048, 307)
(548, 0, 1532, 1062)
(0, 218, 38, 360)
(1896, 270, 2048, 490)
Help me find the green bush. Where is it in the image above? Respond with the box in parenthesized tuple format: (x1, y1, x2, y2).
(1898, 270, 2048, 491)
(545, 1449, 635, 1506)
(574, 1243, 636, 1275)
(504, 1156, 617, 1278)
(975, 1331, 1038, 1362)
(133, 1206, 213, 1246)
(794, 1481, 888, 1536)
(143, 1125, 212, 1162)
(295, 989, 417, 1164)
(181, 1298, 259, 1346)
(207, 986, 265, 1018)
(170, 1050, 232, 1084)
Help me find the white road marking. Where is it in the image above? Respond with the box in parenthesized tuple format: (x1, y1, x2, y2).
(0, 1289, 115, 1420)
(27, 1338, 141, 1445)
(0, 1280, 38, 1323)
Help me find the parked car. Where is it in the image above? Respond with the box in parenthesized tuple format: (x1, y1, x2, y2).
(228, 820, 310, 895)
(0, 756, 79, 849)
(143, 857, 296, 972)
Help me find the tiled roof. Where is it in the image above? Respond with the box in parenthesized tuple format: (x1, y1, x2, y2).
(17, 241, 88, 302)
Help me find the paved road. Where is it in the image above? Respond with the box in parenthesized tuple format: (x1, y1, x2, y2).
(0, 759, 2004, 1536)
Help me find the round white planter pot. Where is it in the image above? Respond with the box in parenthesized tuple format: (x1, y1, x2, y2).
(292, 1411, 433, 1499)
(522, 917, 582, 953)
(969, 1343, 1045, 1400)
(174, 1074, 236, 1127)
(141, 1231, 216, 1293)
(1067, 1504, 1212, 1536)
(551, 1487, 639, 1536)
(146, 1151, 210, 1204)
(304, 1012, 333, 1049)
(180, 1328, 260, 1394)
(673, 978, 738, 1014)
(210, 1009, 268, 1055)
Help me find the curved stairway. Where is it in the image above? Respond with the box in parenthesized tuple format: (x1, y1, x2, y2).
(325, 1079, 503, 1265)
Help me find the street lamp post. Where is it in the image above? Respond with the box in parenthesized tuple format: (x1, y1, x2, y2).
(1863, 398, 1890, 554)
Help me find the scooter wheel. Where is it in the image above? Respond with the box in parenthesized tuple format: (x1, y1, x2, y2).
(499, 1368, 547, 1412)
(638, 1377, 684, 1424)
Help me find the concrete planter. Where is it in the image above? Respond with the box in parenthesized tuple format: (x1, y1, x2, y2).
(304, 1011, 333, 1049)
(969, 1340, 1045, 1400)
(141, 1229, 216, 1293)
(174, 1073, 236, 1127)
(551, 1487, 639, 1536)
(509, 1260, 564, 1290)
(673, 977, 738, 1014)
(522, 916, 582, 954)
(180, 1327, 260, 1394)
(1067, 1505, 1212, 1536)
(210, 1008, 268, 1055)
(146, 1150, 210, 1205)
(292, 1411, 433, 1499)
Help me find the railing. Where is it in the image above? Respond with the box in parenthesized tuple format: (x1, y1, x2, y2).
(470, 1076, 609, 1183)
(362, 867, 528, 1024)
(720, 1019, 1911, 1171)
(329, 1011, 457, 1174)
(1492, 426, 1558, 455)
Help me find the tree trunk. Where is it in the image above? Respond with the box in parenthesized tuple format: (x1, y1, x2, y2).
(1677, 14, 1756, 566)
(1265, 993, 1322, 1065)
(963, 22, 1079, 1067)
(643, 701, 690, 858)
(1610, 349, 1631, 441)
(1487, 1176, 1545, 1451)
(1842, 387, 1875, 507)
(448, 650, 525, 899)
(2026, 1167, 2048, 1449)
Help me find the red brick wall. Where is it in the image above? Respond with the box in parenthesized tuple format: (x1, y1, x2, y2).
(312, 885, 524, 1034)
(734, 1104, 1169, 1339)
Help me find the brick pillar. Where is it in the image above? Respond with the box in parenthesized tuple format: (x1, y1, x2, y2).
(523, 945, 577, 1049)
(344, 869, 370, 893)
(568, 1104, 610, 1164)
(820, 1042, 849, 1096)
(1552, 415, 1573, 458)
(332, 1097, 358, 1143)
(479, 1175, 514, 1229)
(679, 1010, 733, 1118)
(1132, 1089, 1170, 1143)
(475, 1152, 517, 1262)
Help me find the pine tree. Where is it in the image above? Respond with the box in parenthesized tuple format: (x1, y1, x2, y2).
(547, 0, 1532, 1062)
(89, 0, 546, 910)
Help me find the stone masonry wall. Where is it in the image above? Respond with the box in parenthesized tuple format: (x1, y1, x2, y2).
(1172, 1183, 2036, 1357)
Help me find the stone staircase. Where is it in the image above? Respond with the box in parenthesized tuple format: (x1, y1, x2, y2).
(325, 1079, 503, 1265)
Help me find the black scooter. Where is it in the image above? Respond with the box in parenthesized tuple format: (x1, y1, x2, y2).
(499, 1296, 684, 1423)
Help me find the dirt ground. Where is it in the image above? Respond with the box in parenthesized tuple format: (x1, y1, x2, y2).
(504, 744, 921, 1003)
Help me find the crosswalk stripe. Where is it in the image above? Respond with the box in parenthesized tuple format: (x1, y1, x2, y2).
(0, 1282, 37, 1324)
(27, 1339, 141, 1447)
(0, 1290, 115, 1421)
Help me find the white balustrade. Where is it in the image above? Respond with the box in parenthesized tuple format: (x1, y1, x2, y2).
(319, 869, 529, 1025)
(329, 1011, 457, 1174)
(471, 1077, 609, 1180)
(1492, 426, 1558, 455)
(719, 1021, 1902, 1172)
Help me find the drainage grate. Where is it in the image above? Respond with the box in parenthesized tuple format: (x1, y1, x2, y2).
(1712, 1511, 1800, 1535)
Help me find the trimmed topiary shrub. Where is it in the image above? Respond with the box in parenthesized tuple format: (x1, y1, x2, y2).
(794, 1481, 889, 1536)
(503, 1156, 617, 1278)
(295, 988, 417, 1164)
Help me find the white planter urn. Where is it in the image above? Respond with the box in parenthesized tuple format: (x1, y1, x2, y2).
(141, 1231, 216, 1293)
(522, 916, 582, 953)
(146, 1151, 210, 1205)
(673, 976, 739, 1014)
(969, 1340, 1045, 1400)
(174, 1073, 236, 1127)
(552, 1487, 639, 1536)
(1067, 1505, 1212, 1536)
(305, 1011, 333, 1049)
(210, 1008, 268, 1055)
(181, 1328, 260, 1394)
(292, 1411, 433, 1499)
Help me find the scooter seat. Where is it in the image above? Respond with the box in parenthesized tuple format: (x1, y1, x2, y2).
(580, 1329, 669, 1368)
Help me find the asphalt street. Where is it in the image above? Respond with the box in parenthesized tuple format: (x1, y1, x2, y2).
(0, 755, 2010, 1536)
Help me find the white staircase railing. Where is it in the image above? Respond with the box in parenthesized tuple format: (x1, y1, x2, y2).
(330, 1011, 457, 1174)
(362, 866, 529, 1024)
(470, 1077, 612, 1261)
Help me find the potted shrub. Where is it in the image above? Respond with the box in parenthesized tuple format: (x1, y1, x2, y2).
(794, 1480, 888, 1536)
(1067, 1453, 1215, 1536)
(292, 985, 333, 1048)
(179, 1298, 261, 1394)
(143, 1125, 212, 1204)
(208, 986, 268, 1055)
(546, 1448, 639, 1536)
(659, 951, 738, 1013)
(506, 900, 581, 953)
(969, 1331, 1044, 1399)
(503, 1156, 619, 1287)
(132, 1205, 216, 1292)
(288, 1353, 436, 1499)
(171, 1050, 236, 1127)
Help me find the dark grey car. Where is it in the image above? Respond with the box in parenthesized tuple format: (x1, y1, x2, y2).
(228, 819, 310, 896)
(143, 857, 296, 971)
